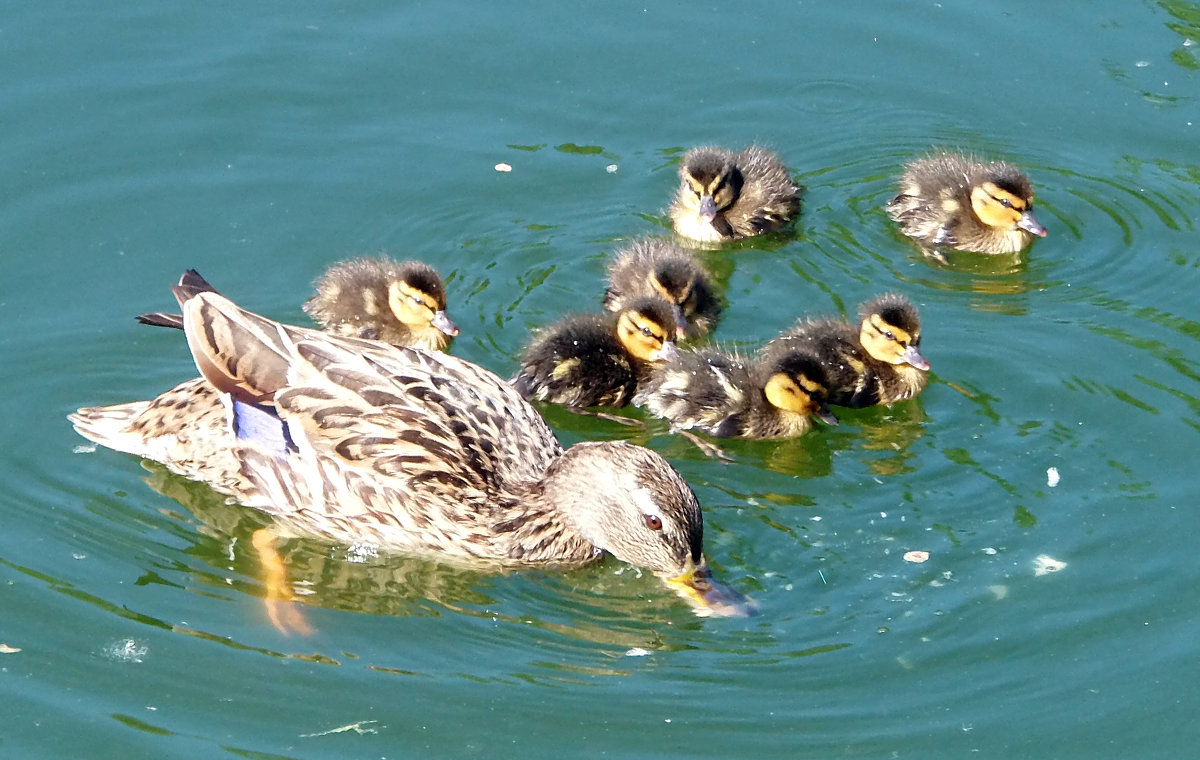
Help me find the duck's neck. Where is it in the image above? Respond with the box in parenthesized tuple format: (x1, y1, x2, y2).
(491, 481, 605, 567)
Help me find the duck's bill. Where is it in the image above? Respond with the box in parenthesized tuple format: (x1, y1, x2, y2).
(902, 344, 931, 371)
(817, 406, 840, 426)
(1017, 210, 1048, 238)
(433, 310, 461, 337)
(667, 558, 757, 618)
(698, 195, 718, 223)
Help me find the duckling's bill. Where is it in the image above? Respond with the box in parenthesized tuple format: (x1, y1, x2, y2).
(1018, 210, 1048, 238)
(433, 310, 461, 337)
(902, 345, 931, 371)
(666, 556, 757, 618)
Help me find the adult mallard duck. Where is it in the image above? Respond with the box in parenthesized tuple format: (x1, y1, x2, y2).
(886, 151, 1048, 258)
(137, 257, 460, 352)
(764, 293, 930, 408)
(634, 344, 838, 440)
(70, 271, 749, 617)
(304, 257, 459, 350)
(512, 297, 679, 409)
(668, 145, 800, 243)
(603, 237, 721, 341)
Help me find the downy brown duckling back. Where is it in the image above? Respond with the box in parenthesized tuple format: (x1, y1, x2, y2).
(886, 151, 1047, 258)
(304, 257, 460, 350)
(603, 237, 721, 340)
(669, 146, 800, 243)
(512, 296, 680, 408)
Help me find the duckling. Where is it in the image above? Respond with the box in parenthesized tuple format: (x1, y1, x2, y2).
(603, 237, 722, 340)
(764, 293, 930, 408)
(886, 151, 1048, 257)
(70, 270, 750, 616)
(634, 345, 838, 440)
(512, 297, 680, 408)
(668, 145, 800, 243)
(304, 258, 460, 350)
(136, 258, 461, 353)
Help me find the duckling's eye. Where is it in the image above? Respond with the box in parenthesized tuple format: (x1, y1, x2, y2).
(884, 330, 896, 341)
(641, 326, 656, 338)
(644, 514, 663, 531)
(998, 197, 1012, 209)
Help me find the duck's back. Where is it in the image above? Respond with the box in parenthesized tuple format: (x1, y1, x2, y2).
(728, 146, 800, 237)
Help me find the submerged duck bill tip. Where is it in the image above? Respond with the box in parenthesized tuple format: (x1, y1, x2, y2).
(667, 560, 756, 618)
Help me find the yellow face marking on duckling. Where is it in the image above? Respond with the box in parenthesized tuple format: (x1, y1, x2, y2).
(362, 287, 380, 316)
(649, 272, 696, 308)
(684, 169, 737, 214)
(861, 314, 918, 365)
(550, 357, 581, 380)
(616, 309, 672, 362)
(970, 182, 1031, 230)
(763, 372, 820, 414)
(387, 280, 440, 328)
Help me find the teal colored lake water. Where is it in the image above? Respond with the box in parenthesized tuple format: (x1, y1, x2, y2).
(4, 1, 1200, 757)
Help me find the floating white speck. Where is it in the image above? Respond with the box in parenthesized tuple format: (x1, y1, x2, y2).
(1047, 467, 1060, 487)
(989, 584, 1008, 600)
(982, 547, 997, 555)
(101, 638, 148, 663)
(0, 643, 21, 654)
(903, 550, 930, 563)
(73, 444, 96, 454)
(494, 162, 513, 173)
(1033, 554, 1067, 576)
(606, 163, 618, 173)
(1136, 60, 1150, 67)
(625, 647, 651, 657)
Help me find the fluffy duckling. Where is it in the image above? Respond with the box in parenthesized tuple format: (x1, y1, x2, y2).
(512, 297, 679, 409)
(634, 345, 838, 440)
(668, 146, 800, 243)
(886, 151, 1048, 257)
(764, 294, 930, 408)
(304, 258, 460, 350)
(603, 237, 721, 340)
(70, 271, 750, 616)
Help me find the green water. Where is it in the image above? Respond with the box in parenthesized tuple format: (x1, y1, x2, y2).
(4, 1, 1199, 757)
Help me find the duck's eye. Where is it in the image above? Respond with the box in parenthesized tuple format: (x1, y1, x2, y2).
(641, 326, 656, 338)
(884, 330, 896, 341)
(998, 197, 1012, 209)
(644, 514, 663, 531)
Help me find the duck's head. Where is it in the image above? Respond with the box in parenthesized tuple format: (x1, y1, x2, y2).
(761, 349, 839, 425)
(548, 441, 754, 617)
(615, 297, 680, 363)
(678, 148, 744, 224)
(647, 258, 709, 340)
(858, 294, 930, 370)
(386, 262, 460, 339)
(969, 166, 1047, 239)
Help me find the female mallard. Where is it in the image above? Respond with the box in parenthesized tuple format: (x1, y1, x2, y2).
(603, 237, 721, 340)
(763, 293, 930, 408)
(512, 297, 679, 409)
(886, 151, 1048, 258)
(633, 344, 838, 439)
(69, 271, 748, 616)
(304, 257, 459, 350)
(668, 145, 800, 243)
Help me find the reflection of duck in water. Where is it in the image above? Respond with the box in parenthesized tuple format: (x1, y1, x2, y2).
(886, 151, 1047, 259)
(72, 271, 749, 623)
(603, 237, 721, 340)
(669, 146, 800, 243)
